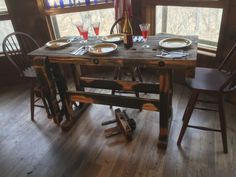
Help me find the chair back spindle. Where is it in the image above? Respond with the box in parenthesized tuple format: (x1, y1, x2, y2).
(218, 43, 236, 74)
(218, 43, 236, 92)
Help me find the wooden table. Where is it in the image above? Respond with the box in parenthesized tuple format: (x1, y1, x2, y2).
(30, 34, 198, 149)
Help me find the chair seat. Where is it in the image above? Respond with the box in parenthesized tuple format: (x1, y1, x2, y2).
(186, 67, 230, 92)
(23, 67, 37, 78)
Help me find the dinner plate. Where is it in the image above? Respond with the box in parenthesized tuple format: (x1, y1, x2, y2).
(45, 39, 71, 49)
(88, 43, 117, 56)
(159, 37, 192, 49)
(101, 34, 124, 43)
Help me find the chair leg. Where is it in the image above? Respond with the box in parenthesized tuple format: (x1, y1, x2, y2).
(177, 91, 199, 145)
(130, 67, 139, 98)
(41, 97, 52, 119)
(218, 94, 228, 153)
(182, 93, 195, 122)
(118, 67, 122, 80)
(113, 67, 119, 80)
(136, 67, 143, 82)
(110, 67, 120, 109)
(30, 84, 35, 121)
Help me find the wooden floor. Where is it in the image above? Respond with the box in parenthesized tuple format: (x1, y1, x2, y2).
(1, 81, 236, 177)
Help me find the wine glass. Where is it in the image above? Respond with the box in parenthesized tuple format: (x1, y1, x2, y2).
(139, 23, 150, 48)
(75, 22, 89, 43)
(92, 22, 100, 42)
(74, 21, 84, 40)
(80, 24, 89, 43)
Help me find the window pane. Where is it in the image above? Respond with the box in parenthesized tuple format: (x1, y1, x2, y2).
(156, 6, 223, 47)
(0, 0, 7, 11)
(53, 8, 115, 38)
(0, 20, 14, 51)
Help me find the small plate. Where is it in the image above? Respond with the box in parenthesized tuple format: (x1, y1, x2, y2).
(88, 43, 117, 56)
(159, 37, 192, 49)
(102, 34, 124, 43)
(45, 39, 71, 49)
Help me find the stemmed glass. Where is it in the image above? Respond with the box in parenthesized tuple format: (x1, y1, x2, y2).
(75, 23, 89, 43)
(80, 24, 89, 43)
(92, 22, 100, 43)
(74, 21, 84, 40)
(139, 23, 150, 48)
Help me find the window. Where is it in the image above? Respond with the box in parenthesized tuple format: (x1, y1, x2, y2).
(41, 0, 115, 38)
(0, 0, 7, 11)
(0, 0, 14, 52)
(52, 8, 115, 38)
(156, 6, 223, 48)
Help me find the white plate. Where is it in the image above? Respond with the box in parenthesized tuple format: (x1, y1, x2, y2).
(45, 39, 71, 49)
(159, 37, 192, 49)
(88, 43, 117, 55)
(101, 34, 124, 43)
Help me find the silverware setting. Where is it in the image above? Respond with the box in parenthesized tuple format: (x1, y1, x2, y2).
(156, 50, 189, 58)
(70, 46, 89, 55)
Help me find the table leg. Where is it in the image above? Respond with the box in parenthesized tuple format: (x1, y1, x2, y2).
(158, 69, 173, 149)
(34, 57, 89, 130)
(61, 103, 90, 131)
(33, 57, 63, 125)
(60, 64, 90, 131)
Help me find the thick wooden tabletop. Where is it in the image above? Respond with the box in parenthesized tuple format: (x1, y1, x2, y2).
(29, 34, 198, 68)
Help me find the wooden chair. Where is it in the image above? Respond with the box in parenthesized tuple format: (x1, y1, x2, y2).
(110, 17, 143, 101)
(177, 43, 236, 153)
(2, 32, 52, 121)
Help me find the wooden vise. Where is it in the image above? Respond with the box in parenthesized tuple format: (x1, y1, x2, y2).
(101, 109, 136, 141)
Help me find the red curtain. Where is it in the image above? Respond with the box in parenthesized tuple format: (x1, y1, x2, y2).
(114, 0, 132, 20)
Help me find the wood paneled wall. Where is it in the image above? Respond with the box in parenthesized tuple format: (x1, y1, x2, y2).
(0, 0, 51, 86)
(5, 0, 50, 46)
(0, 56, 24, 86)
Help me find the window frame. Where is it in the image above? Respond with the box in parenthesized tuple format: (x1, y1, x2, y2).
(0, 11, 10, 20)
(155, 5, 223, 49)
(0, 3, 14, 54)
(142, 0, 229, 54)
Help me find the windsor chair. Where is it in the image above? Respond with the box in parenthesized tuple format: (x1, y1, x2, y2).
(2, 32, 52, 121)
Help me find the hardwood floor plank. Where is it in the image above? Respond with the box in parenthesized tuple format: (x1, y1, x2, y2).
(0, 77, 236, 177)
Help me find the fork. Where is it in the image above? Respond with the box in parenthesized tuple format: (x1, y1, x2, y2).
(75, 45, 90, 55)
(70, 46, 84, 55)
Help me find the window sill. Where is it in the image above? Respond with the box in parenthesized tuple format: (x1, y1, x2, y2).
(198, 45, 217, 58)
(0, 52, 5, 57)
(197, 49, 216, 58)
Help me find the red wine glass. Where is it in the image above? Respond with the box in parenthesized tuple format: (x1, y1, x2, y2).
(75, 21, 84, 38)
(139, 23, 150, 48)
(92, 22, 100, 42)
(81, 24, 89, 43)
